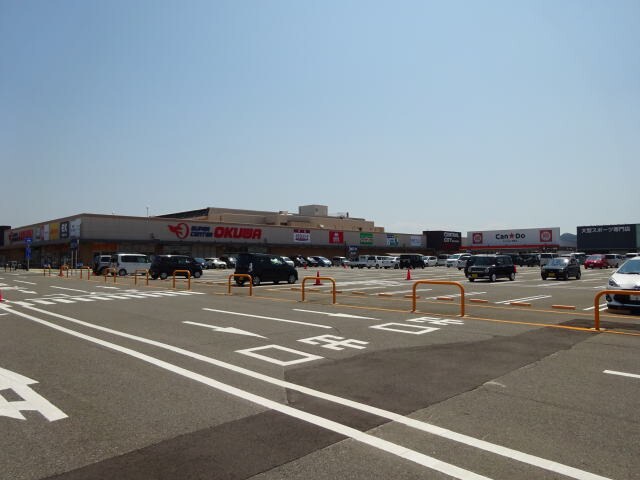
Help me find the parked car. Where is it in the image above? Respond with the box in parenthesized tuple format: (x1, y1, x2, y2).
(518, 254, 539, 267)
(92, 254, 112, 275)
(109, 253, 152, 276)
(291, 255, 308, 267)
(280, 256, 295, 267)
(399, 254, 425, 269)
(332, 256, 350, 267)
(456, 254, 472, 270)
(436, 254, 449, 266)
(538, 253, 559, 266)
(625, 252, 639, 259)
(149, 255, 203, 280)
(541, 257, 581, 280)
(205, 257, 227, 269)
(422, 256, 437, 267)
(312, 256, 332, 267)
(605, 254, 625, 268)
(465, 254, 516, 282)
(193, 257, 208, 269)
(584, 254, 608, 269)
(388, 256, 400, 269)
(446, 253, 467, 268)
(305, 257, 319, 267)
(606, 257, 640, 312)
(234, 253, 298, 286)
(219, 255, 237, 268)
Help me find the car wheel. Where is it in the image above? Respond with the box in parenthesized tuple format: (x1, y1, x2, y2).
(150, 273, 158, 280)
(118, 269, 127, 276)
(287, 274, 296, 284)
(160, 272, 168, 280)
(576, 271, 581, 280)
(489, 273, 497, 282)
(236, 279, 245, 286)
(509, 272, 515, 281)
(252, 275, 261, 286)
(541, 274, 547, 280)
(564, 272, 569, 281)
(193, 271, 202, 279)
(273, 279, 280, 284)
(469, 278, 475, 282)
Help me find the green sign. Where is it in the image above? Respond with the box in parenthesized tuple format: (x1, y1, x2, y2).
(359, 232, 373, 245)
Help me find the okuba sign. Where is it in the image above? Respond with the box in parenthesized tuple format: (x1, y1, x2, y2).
(168, 223, 262, 241)
(468, 228, 559, 248)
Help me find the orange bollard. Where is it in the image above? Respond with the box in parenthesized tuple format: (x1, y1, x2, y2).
(406, 268, 412, 281)
(314, 271, 322, 285)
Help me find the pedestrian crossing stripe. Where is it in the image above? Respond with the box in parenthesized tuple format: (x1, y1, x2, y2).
(9, 290, 205, 307)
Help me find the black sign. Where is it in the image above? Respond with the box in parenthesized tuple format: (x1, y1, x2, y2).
(424, 231, 461, 251)
(577, 224, 636, 251)
(60, 221, 70, 239)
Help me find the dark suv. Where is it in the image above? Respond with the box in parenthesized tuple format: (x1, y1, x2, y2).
(234, 253, 298, 286)
(399, 254, 425, 269)
(465, 254, 516, 282)
(149, 255, 203, 280)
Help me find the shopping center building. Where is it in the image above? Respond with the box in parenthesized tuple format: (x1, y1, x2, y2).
(0, 205, 429, 267)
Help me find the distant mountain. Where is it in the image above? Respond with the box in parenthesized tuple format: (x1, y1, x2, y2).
(559, 233, 577, 248)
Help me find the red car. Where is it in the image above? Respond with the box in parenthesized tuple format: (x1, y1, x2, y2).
(584, 254, 608, 269)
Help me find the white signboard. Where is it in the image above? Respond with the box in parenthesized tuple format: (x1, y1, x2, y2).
(69, 218, 82, 238)
(410, 235, 422, 247)
(293, 229, 311, 243)
(467, 228, 560, 248)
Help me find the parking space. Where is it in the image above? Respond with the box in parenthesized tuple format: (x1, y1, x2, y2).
(0, 268, 638, 479)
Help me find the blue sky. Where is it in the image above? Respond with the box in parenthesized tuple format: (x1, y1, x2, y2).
(2, 0, 638, 235)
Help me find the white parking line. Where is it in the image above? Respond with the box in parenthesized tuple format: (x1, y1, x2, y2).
(203, 308, 332, 329)
(583, 303, 607, 312)
(495, 295, 551, 304)
(4, 304, 611, 480)
(603, 370, 640, 380)
(2, 306, 491, 480)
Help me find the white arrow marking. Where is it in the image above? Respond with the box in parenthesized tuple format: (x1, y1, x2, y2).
(183, 321, 266, 338)
(293, 309, 378, 320)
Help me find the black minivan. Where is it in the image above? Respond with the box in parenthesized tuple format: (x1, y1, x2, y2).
(149, 255, 203, 280)
(234, 253, 298, 286)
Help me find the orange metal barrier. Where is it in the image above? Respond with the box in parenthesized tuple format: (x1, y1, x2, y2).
(593, 290, 638, 330)
(134, 269, 149, 286)
(59, 265, 70, 277)
(172, 270, 191, 290)
(79, 267, 91, 279)
(227, 274, 253, 295)
(302, 276, 336, 304)
(103, 268, 117, 283)
(411, 280, 465, 316)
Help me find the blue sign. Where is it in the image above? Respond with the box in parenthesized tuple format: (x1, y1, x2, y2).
(25, 247, 31, 259)
(25, 237, 32, 245)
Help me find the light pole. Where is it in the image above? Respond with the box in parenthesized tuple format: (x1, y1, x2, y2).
(146, 206, 150, 217)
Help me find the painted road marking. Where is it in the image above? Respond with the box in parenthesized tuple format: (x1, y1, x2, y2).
(0, 366, 67, 421)
(2, 306, 492, 480)
(14, 280, 37, 285)
(293, 309, 378, 320)
(370, 323, 439, 335)
(183, 321, 266, 338)
(583, 303, 607, 312)
(495, 295, 551, 304)
(603, 370, 640, 380)
(237, 345, 324, 366)
(5, 304, 613, 480)
(203, 308, 332, 329)
(298, 334, 368, 351)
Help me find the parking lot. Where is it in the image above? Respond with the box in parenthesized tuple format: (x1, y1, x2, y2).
(1, 266, 638, 480)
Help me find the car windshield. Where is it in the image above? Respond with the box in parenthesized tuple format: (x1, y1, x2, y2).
(548, 258, 568, 266)
(472, 257, 495, 266)
(617, 259, 640, 274)
(587, 255, 603, 260)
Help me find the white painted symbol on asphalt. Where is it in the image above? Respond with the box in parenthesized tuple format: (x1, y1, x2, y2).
(0, 367, 67, 421)
(408, 317, 465, 326)
(298, 334, 368, 351)
(293, 309, 378, 320)
(183, 321, 266, 338)
(236, 345, 323, 366)
(370, 323, 440, 335)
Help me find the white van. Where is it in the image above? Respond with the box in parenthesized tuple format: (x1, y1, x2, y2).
(110, 253, 152, 276)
